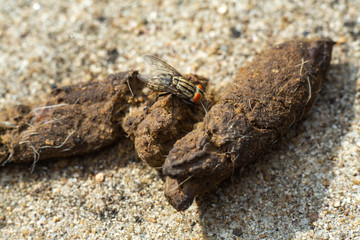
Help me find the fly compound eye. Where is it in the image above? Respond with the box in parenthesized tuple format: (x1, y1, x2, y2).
(192, 92, 202, 103)
(192, 84, 204, 102)
(197, 84, 204, 94)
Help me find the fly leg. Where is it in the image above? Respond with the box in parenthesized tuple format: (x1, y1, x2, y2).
(126, 77, 135, 97)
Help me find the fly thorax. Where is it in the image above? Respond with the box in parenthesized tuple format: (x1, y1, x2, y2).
(159, 73, 174, 86)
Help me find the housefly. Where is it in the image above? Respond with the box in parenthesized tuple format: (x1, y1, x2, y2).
(137, 55, 207, 113)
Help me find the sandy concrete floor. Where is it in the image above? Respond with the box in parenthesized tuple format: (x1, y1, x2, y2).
(0, 0, 359, 239)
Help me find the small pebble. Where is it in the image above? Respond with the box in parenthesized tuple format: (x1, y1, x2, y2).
(147, 216, 157, 223)
(217, 4, 228, 14)
(95, 172, 105, 183)
(333, 200, 341, 208)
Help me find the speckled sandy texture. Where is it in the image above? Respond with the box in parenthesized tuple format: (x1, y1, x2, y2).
(0, 0, 359, 239)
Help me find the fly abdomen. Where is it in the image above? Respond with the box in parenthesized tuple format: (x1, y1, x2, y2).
(174, 76, 196, 99)
(147, 81, 168, 92)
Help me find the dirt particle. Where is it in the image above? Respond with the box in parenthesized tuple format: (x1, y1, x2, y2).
(232, 227, 243, 237)
(323, 178, 330, 187)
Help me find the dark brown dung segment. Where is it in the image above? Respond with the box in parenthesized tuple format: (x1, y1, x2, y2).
(163, 39, 334, 211)
(0, 105, 31, 163)
(3, 71, 143, 164)
(122, 74, 208, 168)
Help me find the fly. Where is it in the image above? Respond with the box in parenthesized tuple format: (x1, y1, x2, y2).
(137, 55, 207, 113)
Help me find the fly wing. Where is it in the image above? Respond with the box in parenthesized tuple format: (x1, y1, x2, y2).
(137, 73, 153, 85)
(143, 55, 183, 77)
(137, 73, 171, 88)
(137, 73, 179, 94)
(139, 55, 186, 96)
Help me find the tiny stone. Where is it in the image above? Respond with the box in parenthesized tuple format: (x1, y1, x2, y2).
(95, 172, 105, 182)
(323, 178, 330, 187)
(302, 30, 310, 37)
(230, 27, 241, 38)
(50, 83, 57, 89)
(218, 4, 228, 14)
(32, 2, 41, 10)
(53, 216, 61, 222)
(333, 200, 341, 208)
(352, 177, 360, 185)
(147, 216, 157, 223)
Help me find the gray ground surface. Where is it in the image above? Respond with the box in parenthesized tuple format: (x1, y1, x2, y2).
(1, 0, 359, 239)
